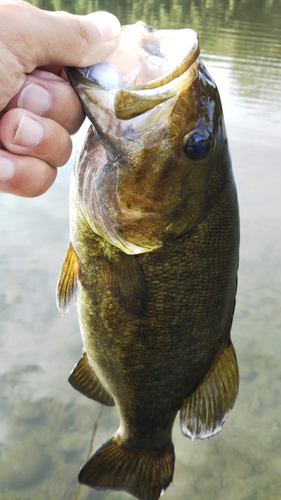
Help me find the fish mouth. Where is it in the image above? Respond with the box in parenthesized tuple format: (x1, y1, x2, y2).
(67, 23, 201, 255)
(66, 21, 199, 120)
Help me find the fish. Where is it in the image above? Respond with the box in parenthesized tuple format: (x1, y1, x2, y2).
(57, 21, 239, 500)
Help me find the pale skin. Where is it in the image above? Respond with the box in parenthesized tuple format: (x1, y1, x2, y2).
(0, 0, 121, 197)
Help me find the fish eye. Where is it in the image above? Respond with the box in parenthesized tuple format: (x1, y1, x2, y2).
(183, 128, 213, 161)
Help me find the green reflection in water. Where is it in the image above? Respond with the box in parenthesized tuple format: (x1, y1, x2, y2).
(28, 0, 281, 106)
(28, 0, 281, 44)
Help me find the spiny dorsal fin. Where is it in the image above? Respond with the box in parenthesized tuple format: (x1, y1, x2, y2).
(79, 433, 175, 500)
(103, 252, 148, 317)
(68, 352, 115, 407)
(180, 340, 239, 440)
(56, 242, 80, 314)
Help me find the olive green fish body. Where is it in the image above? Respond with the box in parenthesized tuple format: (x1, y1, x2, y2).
(70, 136, 238, 429)
(57, 22, 239, 500)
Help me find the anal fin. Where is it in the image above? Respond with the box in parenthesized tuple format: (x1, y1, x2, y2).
(180, 339, 239, 440)
(57, 242, 80, 314)
(69, 352, 115, 407)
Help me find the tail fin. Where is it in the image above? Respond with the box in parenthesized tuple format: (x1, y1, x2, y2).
(79, 434, 175, 500)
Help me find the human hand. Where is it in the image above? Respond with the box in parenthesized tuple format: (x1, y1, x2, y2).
(0, 0, 120, 197)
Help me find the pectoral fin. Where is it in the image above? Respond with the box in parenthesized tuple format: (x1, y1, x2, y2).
(69, 352, 115, 407)
(56, 242, 80, 314)
(180, 340, 239, 440)
(103, 252, 148, 317)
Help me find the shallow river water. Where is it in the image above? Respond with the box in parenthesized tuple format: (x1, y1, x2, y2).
(1, 1, 281, 499)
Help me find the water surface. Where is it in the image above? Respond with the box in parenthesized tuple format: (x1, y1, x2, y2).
(1, 1, 281, 499)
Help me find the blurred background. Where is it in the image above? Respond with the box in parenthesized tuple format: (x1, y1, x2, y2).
(0, 1, 281, 499)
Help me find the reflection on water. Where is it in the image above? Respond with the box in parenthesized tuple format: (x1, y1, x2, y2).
(1, 0, 281, 499)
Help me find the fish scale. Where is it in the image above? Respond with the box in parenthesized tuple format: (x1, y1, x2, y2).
(57, 21, 239, 500)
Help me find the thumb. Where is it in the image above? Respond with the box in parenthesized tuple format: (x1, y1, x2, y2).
(0, 1, 120, 109)
(4, 2, 121, 70)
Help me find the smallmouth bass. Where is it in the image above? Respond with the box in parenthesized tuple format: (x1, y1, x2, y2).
(57, 21, 239, 500)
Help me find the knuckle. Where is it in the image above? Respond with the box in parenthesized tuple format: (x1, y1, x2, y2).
(48, 128, 72, 167)
(72, 18, 96, 49)
(67, 108, 84, 135)
(35, 164, 57, 197)
(3, 157, 57, 198)
(31, 119, 72, 167)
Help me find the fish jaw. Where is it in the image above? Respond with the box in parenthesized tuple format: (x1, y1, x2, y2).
(66, 21, 199, 89)
(65, 22, 199, 131)
(66, 23, 228, 255)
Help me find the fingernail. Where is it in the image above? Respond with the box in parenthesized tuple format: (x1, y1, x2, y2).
(13, 115, 44, 148)
(0, 156, 14, 182)
(87, 12, 121, 42)
(18, 83, 51, 116)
